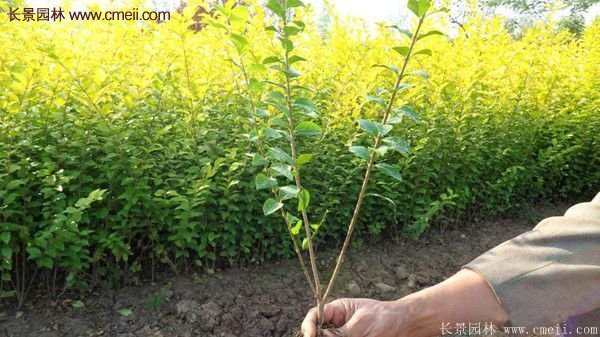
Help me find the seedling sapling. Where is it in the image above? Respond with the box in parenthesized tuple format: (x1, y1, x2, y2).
(209, 0, 443, 334)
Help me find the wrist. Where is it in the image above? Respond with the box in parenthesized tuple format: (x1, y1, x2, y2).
(388, 291, 440, 337)
(391, 269, 508, 337)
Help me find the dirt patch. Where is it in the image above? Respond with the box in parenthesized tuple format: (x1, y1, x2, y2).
(0, 203, 569, 337)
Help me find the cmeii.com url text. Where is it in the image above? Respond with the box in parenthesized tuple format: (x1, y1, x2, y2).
(7, 7, 171, 22)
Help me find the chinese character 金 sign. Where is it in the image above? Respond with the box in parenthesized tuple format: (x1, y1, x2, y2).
(8, 7, 171, 22)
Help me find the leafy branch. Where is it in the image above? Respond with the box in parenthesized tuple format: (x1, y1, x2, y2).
(323, 2, 434, 302)
(207, 1, 317, 296)
(210, 0, 443, 333)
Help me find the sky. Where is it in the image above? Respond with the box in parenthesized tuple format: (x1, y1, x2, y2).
(305, 0, 406, 23)
(25, 0, 600, 25)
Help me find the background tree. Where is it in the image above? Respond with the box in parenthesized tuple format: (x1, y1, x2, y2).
(481, 0, 599, 36)
(482, 0, 599, 14)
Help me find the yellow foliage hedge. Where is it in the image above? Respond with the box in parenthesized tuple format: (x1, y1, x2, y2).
(0, 1, 598, 293)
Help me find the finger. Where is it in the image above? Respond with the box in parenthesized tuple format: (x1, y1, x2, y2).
(325, 309, 364, 337)
(301, 307, 318, 337)
(323, 327, 348, 337)
(301, 300, 348, 337)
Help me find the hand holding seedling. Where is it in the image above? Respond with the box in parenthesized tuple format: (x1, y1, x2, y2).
(211, 0, 449, 334)
(301, 269, 509, 337)
(301, 298, 413, 337)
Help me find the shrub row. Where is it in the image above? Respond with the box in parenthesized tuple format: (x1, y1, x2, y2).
(0, 2, 598, 303)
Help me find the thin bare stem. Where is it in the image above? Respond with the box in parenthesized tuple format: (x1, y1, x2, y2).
(280, 2, 323, 323)
(323, 16, 426, 302)
(281, 208, 316, 295)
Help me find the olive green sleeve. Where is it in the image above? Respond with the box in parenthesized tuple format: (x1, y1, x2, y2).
(462, 193, 600, 329)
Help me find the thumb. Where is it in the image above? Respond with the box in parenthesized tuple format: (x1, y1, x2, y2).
(302, 300, 345, 337)
(322, 311, 363, 337)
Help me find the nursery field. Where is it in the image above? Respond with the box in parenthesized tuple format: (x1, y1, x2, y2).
(0, 203, 571, 337)
(0, 0, 599, 318)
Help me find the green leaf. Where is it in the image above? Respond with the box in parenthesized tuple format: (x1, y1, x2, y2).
(359, 119, 392, 136)
(248, 78, 265, 93)
(393, 105, 419, 122)
(373, 64, 399, 74)
(418, 30, 445, 40)
(350, 146, 370, 160)
(291, 220, 303, 236)
(280, 185, 300, 200)
(0, 290, 15, 299)
(366, 95, 386, 107)
(75, 189, 106, 209)
(91, 188, 107, 200)
(205, 18, 226, 30)
(271, 165, 293, 181)
(263, 198, 284, 216)
(263, 56, 280, 64)
(295, 121, 321, 137)
(293, 98, 318, 118)
(296, 153, 313, 166)
(38, 257, 53, 268)
(387, 116, 402, 125)
(287, 0, 305, 8)
(248, 63, 267, 73)
(117, 308, 133, 317)
(392, 46, 410, 57)
(231, 5, 249, 21)
(285, 67, 301, 78)
(265, 127, 285, 140)
(287, 213, 300, 224)
(431, 7, 450, 13)
(376, 145, 391, 157)
(298, 189, 310, 212)
(230, 33, 248, 53)
(255, 174, 278, 190)
(389, 25, 412, 39)
(376, 163, 403, 181)
(410, 70, 429, 80)
(251, 153, 269, 167)
(1, 247, 11, 258)
(6, 179, 25, 190)
(284, 26, 301, 36)
(413, 49, 432, 57)
(365, 193, 397, 207)
(383, 137, 410, 155)
(281, 38, 294, 52)
(359, 119, 379, 135)
(293, 20, 306, 30)
(0, 232, 10, 244)
(27, 246, 42, 259)
(288, 55, 307, 64)
(396, 83, 413, 91)
(408, 0, 432, 17)
(266, 0, 285, 18)
(271, 115, 288, 127)
(255, 107, 269, 118)
(268, 147, 293, 164)
(301, 237, 309, 250)
(266, 90, 286, 101)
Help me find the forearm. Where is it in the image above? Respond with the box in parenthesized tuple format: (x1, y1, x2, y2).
(395, 268, 508, 337)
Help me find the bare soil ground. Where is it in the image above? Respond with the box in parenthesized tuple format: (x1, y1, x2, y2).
(0, 202, 569, 337)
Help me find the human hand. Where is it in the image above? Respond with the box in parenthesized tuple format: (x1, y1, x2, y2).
(301, 298, 413, 337)
(301, 269, 508, 337)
